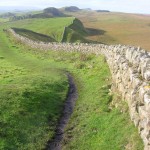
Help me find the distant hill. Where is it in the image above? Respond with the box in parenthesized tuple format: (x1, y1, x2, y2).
(63, 6, 80, 12)
(96, 10, 110, 12)
(30, 7, 67, 18)
(43, 7, 65, 17)
(10, 7, 67, 21)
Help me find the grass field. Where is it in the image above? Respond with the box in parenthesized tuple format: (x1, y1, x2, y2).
(12, 28, 56, 42)
(67, 11, 150, 50)
(9, 17, 74, 41)
(0, 25, 69, 149)
(0, 15, 144, 149)
(5, 17, 88, 43)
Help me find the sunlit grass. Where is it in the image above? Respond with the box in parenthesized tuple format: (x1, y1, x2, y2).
(0, 25, 69, 149)
(8, 17, 74, 41)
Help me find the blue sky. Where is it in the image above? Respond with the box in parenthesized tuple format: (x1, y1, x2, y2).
(0, 0, 150, 14)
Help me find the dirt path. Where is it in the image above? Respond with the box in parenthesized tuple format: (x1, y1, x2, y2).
(46, 73, 78, 150)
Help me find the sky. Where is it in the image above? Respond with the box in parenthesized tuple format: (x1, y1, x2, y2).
(0, 0, 150, 14)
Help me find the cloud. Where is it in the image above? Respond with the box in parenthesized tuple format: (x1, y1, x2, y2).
(0, 0, 150, 14)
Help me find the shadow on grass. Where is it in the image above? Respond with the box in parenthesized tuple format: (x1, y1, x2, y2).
(86, 28, 106, 36)
(0, 76, 68, 149)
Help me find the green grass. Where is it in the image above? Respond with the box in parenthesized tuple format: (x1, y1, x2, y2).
(12, 28, 56, 42)
(4, 17, 88, 43)
(0, 72, 68, 150)
(62, 18, 88, 43)
(0, 17, 144, 149)
(62, 27, 88, 43)
(8, 17, 74, 41)
(68, 18, 87, 36)
(0, 25, 69, 149)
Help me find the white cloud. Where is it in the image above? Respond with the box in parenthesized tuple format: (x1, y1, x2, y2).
(0, 0, 150, 14)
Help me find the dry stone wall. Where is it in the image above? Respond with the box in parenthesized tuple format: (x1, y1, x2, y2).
(9, 28, 150, 150)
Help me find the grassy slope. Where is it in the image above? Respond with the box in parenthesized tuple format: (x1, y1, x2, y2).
(0, 18, 144, 149)
(8, 17, 74, 42)
(67, 11, 150, 50)
(62, 18, 89, 43)
(0, 25, 69, 149)
(12, 28, 56, 42)
(6, 17, 88, 43)
(62, 27, 88, 43)
(68, 18, 87, 36)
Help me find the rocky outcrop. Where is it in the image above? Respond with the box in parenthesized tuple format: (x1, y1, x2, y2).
(9, 28, 150, 149)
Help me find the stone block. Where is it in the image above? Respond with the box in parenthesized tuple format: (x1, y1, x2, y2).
(144, 70, 150, 81)
(144, 94, 150, 105)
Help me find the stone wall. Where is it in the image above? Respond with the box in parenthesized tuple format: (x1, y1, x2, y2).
(102, 46, 150, 150)
(9, 28, 150, 150)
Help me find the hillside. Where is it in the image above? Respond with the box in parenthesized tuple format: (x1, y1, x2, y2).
(9, 17, 73, 41)
(8, 17, 88, 43)
(61, 6, 80, 12)
(62, 18, 89, 43)
(30, 7, 67, 19)
(61, 27, 88, 43)
(12, 27, 56, 42)
(65, 10, 150, 50)
(43, 7, 65, 17)
(68, 18, 87, 35)
(9, 7, 66, 21)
